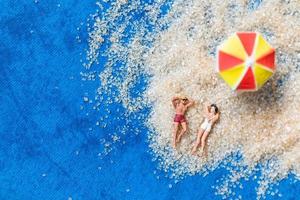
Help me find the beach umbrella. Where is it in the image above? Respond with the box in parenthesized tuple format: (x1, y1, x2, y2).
(217, 32, 275, 91)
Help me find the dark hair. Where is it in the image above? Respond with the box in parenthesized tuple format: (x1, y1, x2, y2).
(210, 104, 219, 113)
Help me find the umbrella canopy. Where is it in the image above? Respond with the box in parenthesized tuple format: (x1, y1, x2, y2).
(217, 32, 275, 91)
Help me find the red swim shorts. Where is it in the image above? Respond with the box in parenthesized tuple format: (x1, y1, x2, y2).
(174, 114, 186, 123)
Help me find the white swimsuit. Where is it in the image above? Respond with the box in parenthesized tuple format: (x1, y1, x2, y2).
(200, 116, 214, 132)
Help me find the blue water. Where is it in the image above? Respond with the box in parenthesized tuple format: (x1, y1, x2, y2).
(1, 0, 299, 199)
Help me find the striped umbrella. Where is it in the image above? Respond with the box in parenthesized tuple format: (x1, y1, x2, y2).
(217, 32, 275, 91)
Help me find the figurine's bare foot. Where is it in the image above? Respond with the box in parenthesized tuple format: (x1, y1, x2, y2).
(173, 141, 177, 148)
(176, 133, 184, 143)
(191, 146, 197, 155)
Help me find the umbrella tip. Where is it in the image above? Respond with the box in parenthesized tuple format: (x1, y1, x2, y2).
(245, 55, 255, 68)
